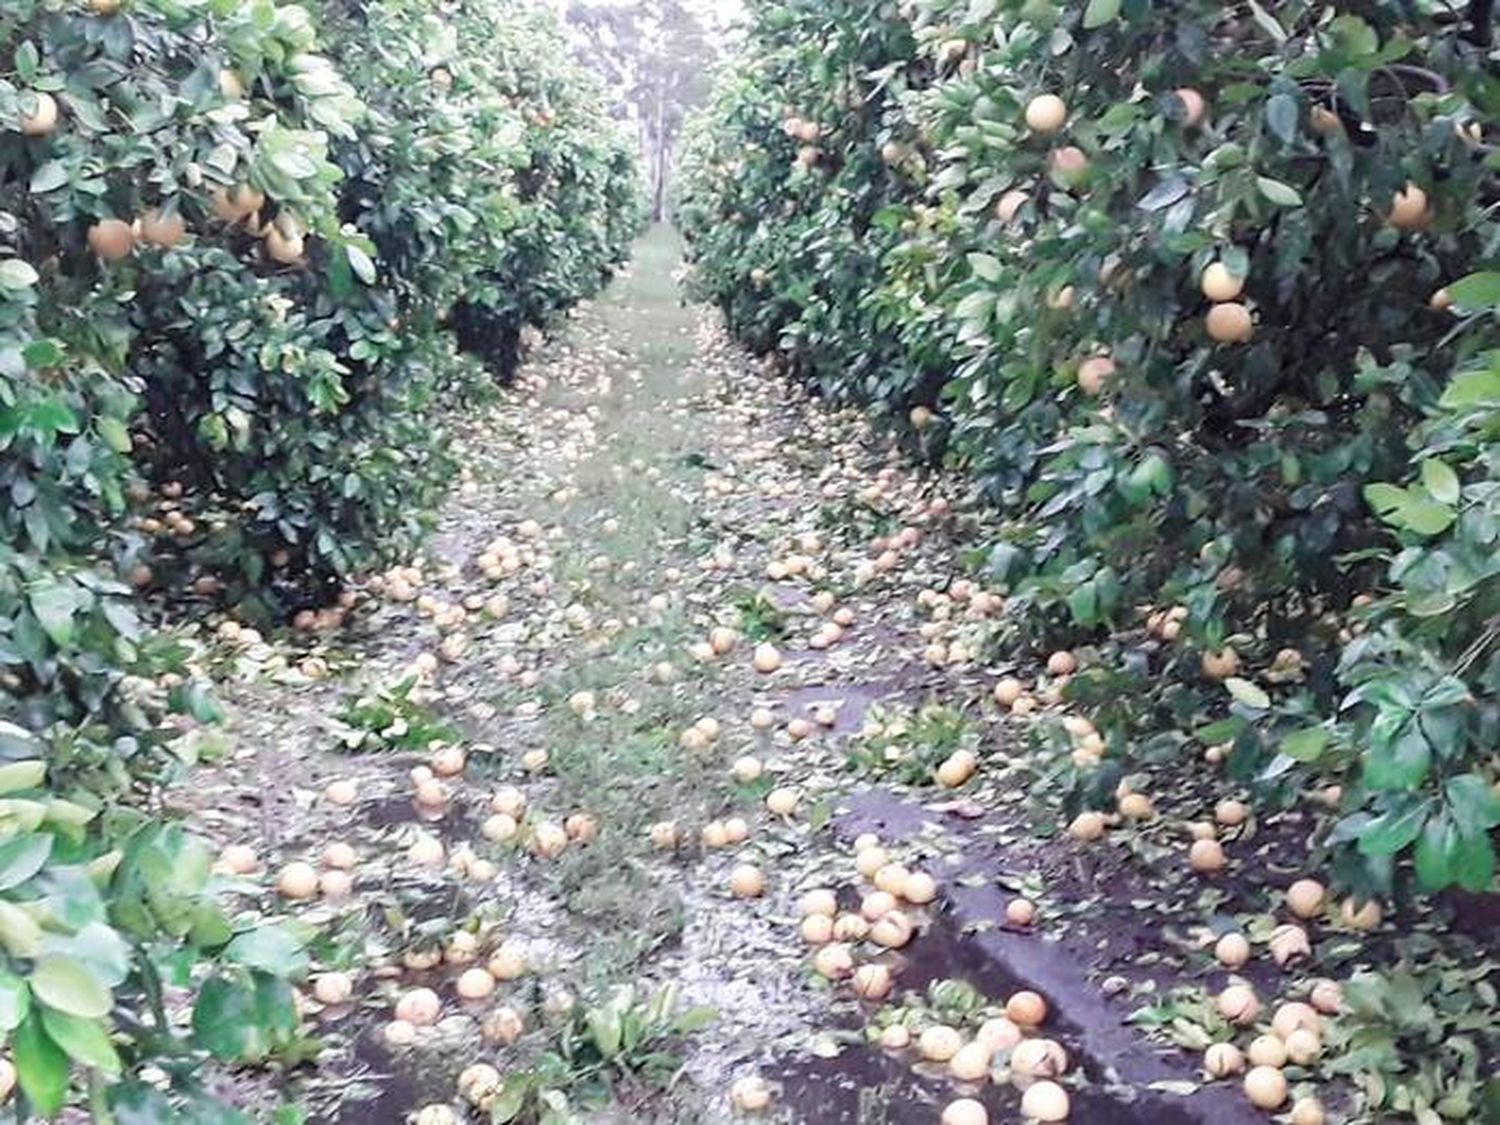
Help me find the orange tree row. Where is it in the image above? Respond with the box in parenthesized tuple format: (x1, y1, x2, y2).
(0, 0, 638, 1115)
(675, 0, 1500, 902)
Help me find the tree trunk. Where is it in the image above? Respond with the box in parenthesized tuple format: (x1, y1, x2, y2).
(651, 92, 668, 220)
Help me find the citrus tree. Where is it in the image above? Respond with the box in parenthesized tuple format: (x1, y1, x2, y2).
(325, 0, 641, 383)
(676, 0, 1500, 901)
(1, 0, 639, 1113)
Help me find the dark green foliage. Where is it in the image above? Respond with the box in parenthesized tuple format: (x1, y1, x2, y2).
(0, 0, 638, 1111)
(676, 0, 1500, 898)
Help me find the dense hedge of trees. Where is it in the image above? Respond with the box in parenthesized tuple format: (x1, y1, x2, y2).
(676, 0, 1500, 902)
(0, 0, 638, 1113)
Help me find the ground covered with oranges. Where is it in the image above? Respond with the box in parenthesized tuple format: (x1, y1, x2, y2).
(172, 229, 1497, 1125)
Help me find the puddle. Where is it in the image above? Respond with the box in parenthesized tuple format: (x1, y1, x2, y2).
(777, 788, 1269, 1125)
(771, 665, 929, 736)
(362, 791, 485, 844)
(337, 1035, 426, 1124)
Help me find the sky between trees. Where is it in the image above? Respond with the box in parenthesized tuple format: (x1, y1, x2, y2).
(563, 0, 739, 218)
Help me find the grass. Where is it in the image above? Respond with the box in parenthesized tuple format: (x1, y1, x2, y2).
(459, 225, 757, 988)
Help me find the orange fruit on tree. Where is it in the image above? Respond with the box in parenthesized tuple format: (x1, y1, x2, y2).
(1386, 183, 1429, 230)
(19, 91, 59, 136)
(1200, 262, 1244, 301)
(1175, 87, 1207, 127)
(996, 189, 1030, 224)
(88, 219, 136, 261)
(140, 209, 188, 248)
(1025, 94, 1067, 135)
(1076, 355, 1115, 396)
(1206, 302, 1253, 343)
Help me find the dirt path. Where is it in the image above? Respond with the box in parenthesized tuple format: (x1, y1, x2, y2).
(188, 226, 1284, 1124)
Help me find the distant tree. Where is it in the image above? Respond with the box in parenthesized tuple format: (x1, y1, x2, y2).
(566, 0, 721, 219)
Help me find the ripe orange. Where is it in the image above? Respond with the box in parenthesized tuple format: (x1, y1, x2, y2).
(211, 183, 265, 223)
(996, 189, 1029, 224)
(87, 219, 136, 262)
(1048, 145, 1090, 188)
(20, 91, 59, 136)
(1206, 302, 1254, 343)
(1309, 106, 1343, 137)
(1386, 183, 1429, 230)
(1175, 87, 1207, 127)
(1201, 647, 1240, 680)
(265, 224, 305, 265)
(1025, 94, 1067, 134)
(140, 209, 188, 248)
(1076, 355, 1116, 396)
(1200, 262, 1244, 301)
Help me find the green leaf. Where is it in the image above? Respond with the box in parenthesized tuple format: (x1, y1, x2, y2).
(1264, 93, 1299, 144)
(1256, 176, 1302, 207)
(1445, 774, 1500, 835)
(967, 252, 1001, 282)
(192, 977, 258, 1061)
(674, 1005, 717, 1033)
(29, 397, 79, 436)
(1358, 798, 1430, 856)
(0, 723, 45, 759)
(0, 259, 40, 290)
(1446, 270, 1500, 311)
(345, 244, 377, 285)
(96, 416, 133, 455)
(0, 901, 44, 958)
(1280, 726, 1329, 763)
(1441, 365, 1500, 409)
(1365, 721, 1431, 791)
(191, 974, 297, 1063)
(13, 1011, 69, 1116)
(953, 290, 995, 322)
(29, 161, 69, 194)
(1329, 14, 1379, 56)
(1196, 717, 1246, 743)
(1067, 581, 1098, 626)
(27, 579, 78, 648)
(29, 955, 113, 1019)
(1247, 0, 1287, 41)
(1451, 830, 1496, 892)
(21, 338, 63, 369)
(1082, 0, 1120, 29)
(1136, 177, 1189, 212)
(15, 41, 39, 81)
(0, 834, 53, 892)
(110, 1082, 183, 1124)
(1415, 815, 1454, 890)
(41, 1008, 122, 1075)
(0, 971, 30, 1032)
(587, 999, 624, 1059)
(1364, 483, 1455, 536)
(1224, 677, 1270, 710)
(1419, 459, 1460, 505)
(1400, 498, 1456, 536)
(225, 924, 307, 977)
(0, 760, 47, 794)
(45, 922, 130, 989)
(489, 1080, 527, 1124)
(1363, 481, 1407, 518)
